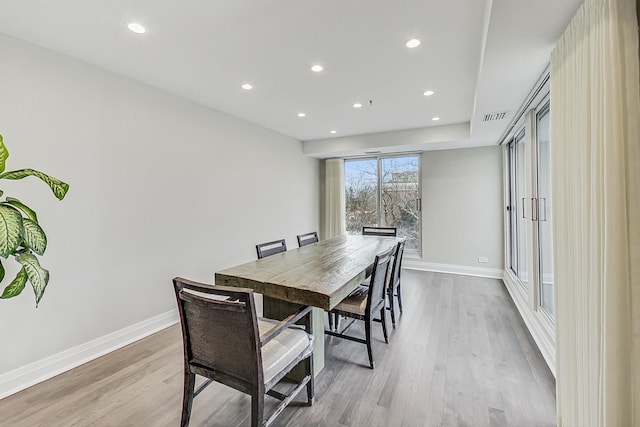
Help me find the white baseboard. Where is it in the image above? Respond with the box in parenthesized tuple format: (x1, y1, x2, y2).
(403, 260, 504, 279)
(0, 309, 179, 400)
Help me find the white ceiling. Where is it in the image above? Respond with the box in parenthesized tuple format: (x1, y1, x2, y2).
(0, 0, 583, 153)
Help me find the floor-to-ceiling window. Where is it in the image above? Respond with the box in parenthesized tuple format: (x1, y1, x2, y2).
(536, 102, 554, 318)
(345, 154, 421, 253)
(503, 86, 555, 371)
(508, 128, 530, 289)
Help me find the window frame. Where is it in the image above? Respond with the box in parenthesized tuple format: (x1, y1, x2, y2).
(344, 153, 422, 256)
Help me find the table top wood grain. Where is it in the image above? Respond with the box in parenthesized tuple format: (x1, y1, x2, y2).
(214, 235, 400, 310)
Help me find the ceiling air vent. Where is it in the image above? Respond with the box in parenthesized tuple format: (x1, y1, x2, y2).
(482, 111, 509, 122)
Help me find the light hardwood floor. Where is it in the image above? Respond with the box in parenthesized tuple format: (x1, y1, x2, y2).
(0, 271, 556, 427)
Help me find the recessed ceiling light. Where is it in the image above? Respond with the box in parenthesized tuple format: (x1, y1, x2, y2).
(297, 112, 306, 118)
(406, 38, 421, 48)
(353, 103, 363, 108)
(311, 64, 324, 72)
(423, 90, 434, 96)
(241, 83, 253, 90)
(432, 116, 440, 121)
(127, 22, 146, 34)
(330, 130, 337, 134)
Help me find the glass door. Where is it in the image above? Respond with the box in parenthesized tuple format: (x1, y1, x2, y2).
(380, 156, 420, 251)
(508, 142, 518, 274)
(536, 103, 554, 319)
(513, 129, 529, 288)
(501, 80, 555, 370)
(505, 99, 554, 320)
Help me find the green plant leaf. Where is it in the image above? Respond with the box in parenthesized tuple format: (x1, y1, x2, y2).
(16, 253, 49, 305)
(3, 198, 38, 222)
(0, 267, 27, 299)
(0, 205, 24, 258)
(0, 259, 4, 283)
(0, 169, 69, 200)
(0, 134, 8, 174)
(22, 218, 47, 255)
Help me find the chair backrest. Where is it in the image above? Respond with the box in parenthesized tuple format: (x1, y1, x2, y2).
(362, 226, 397, 237)
(390, 239, 406, 289)
(297, 231, 319, 247)
(173, 278, 262, 393)
(365, 246, 395, 315)
(256, 239, 287, 259)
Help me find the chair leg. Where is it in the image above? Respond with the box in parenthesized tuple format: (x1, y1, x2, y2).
(380, 307, 389, 344)
(306, 355, 314, 406)
(365, 318, 374, 369)
(327, 311, 334, 331)
(397, 283, 403, 314)
(181, 372, 195, 427)
(388, 289, 396, 328)
(251, 393, 265, 427)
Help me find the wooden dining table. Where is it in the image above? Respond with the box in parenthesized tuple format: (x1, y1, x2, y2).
(214, 234, 400, 374)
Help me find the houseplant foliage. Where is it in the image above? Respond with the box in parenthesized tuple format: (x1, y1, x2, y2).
(0, 134, 69, 306)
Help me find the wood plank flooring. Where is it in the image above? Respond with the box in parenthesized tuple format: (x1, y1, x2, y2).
(0, 271, 556, 427)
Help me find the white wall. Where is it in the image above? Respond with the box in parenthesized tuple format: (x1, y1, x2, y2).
(417, 146, 504, 271)
(0, 34, 319, 376)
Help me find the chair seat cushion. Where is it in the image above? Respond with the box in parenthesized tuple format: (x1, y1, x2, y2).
(258, 319, 313, 384)
(334, 285, 369, 316)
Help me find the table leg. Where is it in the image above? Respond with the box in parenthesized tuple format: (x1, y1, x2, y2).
(263, 296, 325, 376)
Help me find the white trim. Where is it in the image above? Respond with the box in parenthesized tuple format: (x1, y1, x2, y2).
(502, 270, 556, 376)
(0, 309, 179, 400)
(402, 259, 503, 279)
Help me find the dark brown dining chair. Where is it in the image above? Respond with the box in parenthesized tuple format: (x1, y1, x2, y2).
(256, 239, 287, 259)
(325, 246, 394, 369)
(297, 231, 319, 247)
(173, 277, 314, 427)
(362, 226, 397, 237)
(387, 239, 406, 328)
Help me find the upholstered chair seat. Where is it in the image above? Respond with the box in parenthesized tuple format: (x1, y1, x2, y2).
(257, 319, 313, 384)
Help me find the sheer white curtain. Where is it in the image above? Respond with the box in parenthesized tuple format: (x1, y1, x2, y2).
(322, 158, 345, 239)
(551, 0, 640, 425)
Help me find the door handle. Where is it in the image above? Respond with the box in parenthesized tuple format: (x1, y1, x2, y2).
(531, 198, 538, 221)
